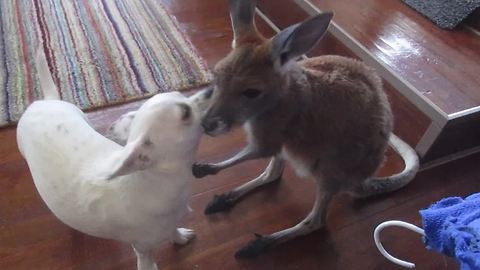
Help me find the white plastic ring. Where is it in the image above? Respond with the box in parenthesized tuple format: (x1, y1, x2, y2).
(374, 220, 425, 268)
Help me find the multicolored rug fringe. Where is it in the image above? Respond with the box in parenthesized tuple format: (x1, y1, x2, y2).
(0, 0, 211, 126)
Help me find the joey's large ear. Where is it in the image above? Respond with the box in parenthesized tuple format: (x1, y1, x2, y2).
(229, 0, 260, 48)
(106, 137, 155, 180)
(271, 12, 333, 67)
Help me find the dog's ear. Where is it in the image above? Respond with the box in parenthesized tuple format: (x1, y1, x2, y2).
(188, 87, 214, 114)
(106, 111, 137, 146)
(270, 12, 333, 69)
(106, 136, 155, 179)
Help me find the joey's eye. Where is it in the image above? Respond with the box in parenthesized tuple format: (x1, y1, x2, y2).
(242, 88, 262, 99)
(177, 103, 191, 121)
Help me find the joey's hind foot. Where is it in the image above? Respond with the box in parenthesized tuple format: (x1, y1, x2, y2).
(235, 235, 276, 259)
(204, 192, 237, 215)
(192, 163, 219, 178)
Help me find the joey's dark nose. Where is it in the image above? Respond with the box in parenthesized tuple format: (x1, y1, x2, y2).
(202, 118, 219, 133)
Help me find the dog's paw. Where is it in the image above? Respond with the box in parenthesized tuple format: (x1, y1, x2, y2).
(204, 193, 236, 215)
(192, 163, 218, 178)
(173, 228, 196, 245)
(234, 235, 276, 259)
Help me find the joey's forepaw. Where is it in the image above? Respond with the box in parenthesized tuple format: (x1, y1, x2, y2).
(192, 163, 218, 178)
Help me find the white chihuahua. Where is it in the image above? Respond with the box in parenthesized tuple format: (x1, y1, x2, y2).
(17, 50, 211, 270)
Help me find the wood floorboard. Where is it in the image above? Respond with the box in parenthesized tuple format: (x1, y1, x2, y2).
(306, 0, 480, 115)
(1, 103, 476, 269)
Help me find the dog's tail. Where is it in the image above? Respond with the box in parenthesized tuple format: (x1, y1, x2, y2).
(356, 133, 419, 197)
(35, 46, 60, 100)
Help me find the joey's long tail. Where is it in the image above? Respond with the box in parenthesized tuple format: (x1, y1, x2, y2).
(358, 133, 419, 197)
(35, 47, 59, 100)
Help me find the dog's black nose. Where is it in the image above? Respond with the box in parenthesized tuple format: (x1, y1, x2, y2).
(202, 118, 218, 133)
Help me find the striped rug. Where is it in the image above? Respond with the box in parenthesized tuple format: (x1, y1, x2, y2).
(0, 0, 211, 127)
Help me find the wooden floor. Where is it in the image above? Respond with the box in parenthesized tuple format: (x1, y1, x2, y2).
(305, 0, 480, 115)
(1, 0, 477, 269)
(260, 0, 480, 162)
(3, 102, 479, 270)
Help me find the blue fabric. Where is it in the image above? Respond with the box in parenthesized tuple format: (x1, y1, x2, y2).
(420, 193, 480, 270)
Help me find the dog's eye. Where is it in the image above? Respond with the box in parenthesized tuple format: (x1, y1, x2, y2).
(177, 103, 191, 120)
(242, 88, 262, 99)
(204, 86, 214, 99)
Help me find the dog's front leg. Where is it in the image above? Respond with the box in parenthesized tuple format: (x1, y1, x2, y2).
(132, 245, 158, 270)
(192, 145, 260, 178)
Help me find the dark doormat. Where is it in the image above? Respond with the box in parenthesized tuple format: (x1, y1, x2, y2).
(401, 0, 480, 29)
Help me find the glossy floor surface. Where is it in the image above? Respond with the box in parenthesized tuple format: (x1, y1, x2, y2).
(306, 0, 480, 115)
(0, 0, 476, 269)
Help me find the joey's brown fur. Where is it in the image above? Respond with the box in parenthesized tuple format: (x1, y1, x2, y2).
(193, 0, 419, 258)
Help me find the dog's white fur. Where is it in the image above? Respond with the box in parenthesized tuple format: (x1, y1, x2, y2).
(17, 50, 210, 270)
